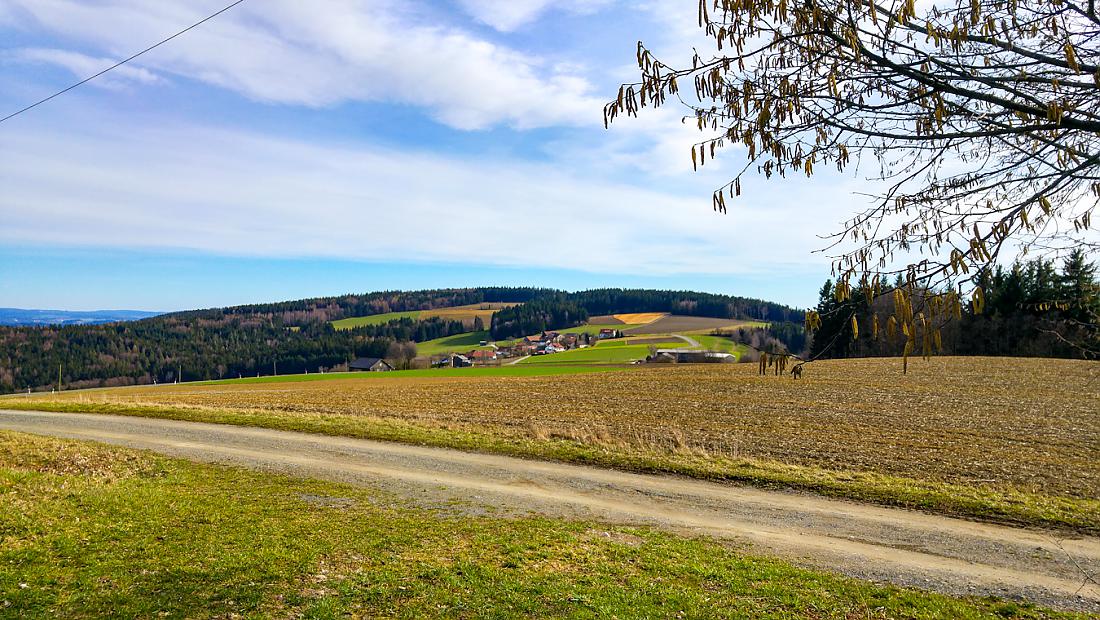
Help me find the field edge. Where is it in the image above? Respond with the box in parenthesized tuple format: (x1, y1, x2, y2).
(3, 400, 1097, 535)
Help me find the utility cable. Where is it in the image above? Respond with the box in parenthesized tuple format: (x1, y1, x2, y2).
(0, 0, 249, 125)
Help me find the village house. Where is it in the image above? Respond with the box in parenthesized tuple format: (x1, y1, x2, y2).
(510, 342, 536, 356)
(469, 349, 498, 363)
(540, 342, 566, 354)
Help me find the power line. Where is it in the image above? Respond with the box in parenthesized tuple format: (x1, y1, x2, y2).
(0, 0, 250, 125)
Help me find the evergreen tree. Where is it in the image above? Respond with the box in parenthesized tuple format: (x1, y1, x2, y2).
(1059, 250, 1099, 325)
(809, 280, 855, 359)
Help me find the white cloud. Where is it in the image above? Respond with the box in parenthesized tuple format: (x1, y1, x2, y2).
(0, 0, 868, 283)
(456, 0, 612, 32)
(0, 119, 833, 276)
(8, 47, 162, 88)
(0, 0, 606, 130)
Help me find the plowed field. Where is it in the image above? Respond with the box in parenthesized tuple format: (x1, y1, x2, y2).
(19, 357, 1098, 498)
(625, 315, 753, 334)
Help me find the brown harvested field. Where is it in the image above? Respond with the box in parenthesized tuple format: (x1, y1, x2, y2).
(24, 357, 1099, 499)
(587, 315, 626, 325)
(625, 315, 754, 334)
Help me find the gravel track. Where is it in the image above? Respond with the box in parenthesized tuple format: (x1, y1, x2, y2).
(2, 409, 1098, 612)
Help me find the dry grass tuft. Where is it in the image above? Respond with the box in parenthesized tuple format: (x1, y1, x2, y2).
(0, 431, 159, 481)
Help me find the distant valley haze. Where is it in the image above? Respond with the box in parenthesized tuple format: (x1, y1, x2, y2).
(0, 308, 162, 327)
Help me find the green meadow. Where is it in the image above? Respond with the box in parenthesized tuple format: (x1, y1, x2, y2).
(331, 310, 422, 330)
(520, 344, 654, 365)
(691, 334, 752, 356)
(414, 330, 493, 356)
(0, 431, 1074, 619)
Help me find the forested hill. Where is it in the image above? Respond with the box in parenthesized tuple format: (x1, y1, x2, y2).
(568, 289, 802, 322)
(488, 289, 804, 339)
(0, 287, 802, 394)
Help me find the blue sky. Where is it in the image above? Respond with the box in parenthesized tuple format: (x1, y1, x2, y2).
(0, 0, 859, 311)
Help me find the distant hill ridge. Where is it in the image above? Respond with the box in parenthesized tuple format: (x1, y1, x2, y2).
(0, 308, 161, 327)
(163, 287, 803, 324)
(0, 287, 804, 393)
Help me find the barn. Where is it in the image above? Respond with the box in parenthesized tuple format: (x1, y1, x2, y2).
(348, 357, 394, 372)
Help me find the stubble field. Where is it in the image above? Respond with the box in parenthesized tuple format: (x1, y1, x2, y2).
(13, 357, 1097, 502)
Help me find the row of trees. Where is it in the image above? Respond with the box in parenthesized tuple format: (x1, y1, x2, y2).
(215, 287, 557, 326)
(345, 317, 468, 342)
(489, 299, 589, 340)
(569, 289, 804, 323)
(807, 251, 1099, 361)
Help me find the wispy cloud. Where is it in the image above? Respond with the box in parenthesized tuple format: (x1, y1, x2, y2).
(7, 47, 162, 88)
(0, 119, 833, 276)
(455, 0, 613, 32)
(0, 0, 605, 129)
(0, 0, 865, 299)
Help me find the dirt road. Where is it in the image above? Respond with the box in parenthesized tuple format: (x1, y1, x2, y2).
(2, 409, 1097, 611)
(673, 333, 701, 348)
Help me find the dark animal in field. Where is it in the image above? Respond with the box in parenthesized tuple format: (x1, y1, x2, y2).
(791, 364, 803, 380)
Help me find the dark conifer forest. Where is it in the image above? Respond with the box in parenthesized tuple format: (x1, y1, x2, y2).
(807, 251, 1099, 361)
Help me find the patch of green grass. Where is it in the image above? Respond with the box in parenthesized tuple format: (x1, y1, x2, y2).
(414, 330, 493, 357)
(592, 338, 687, 348)
(331, 310, 422, 330)
(520, 344, 653, 365)
(691, 334, 752, 357)
(0, 431, 1079, 619)
(683, 320, 771, 334)
(412, 331, 518, 357)
(6, 398, 1098, 535)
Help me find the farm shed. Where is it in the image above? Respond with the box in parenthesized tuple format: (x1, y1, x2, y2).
(649, 350, 735, 364)
(349, 357, 395, 372)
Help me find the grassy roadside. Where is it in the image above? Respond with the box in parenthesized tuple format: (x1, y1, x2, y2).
(4, 400, 1097, 534)
(0, 431, 1082, 619)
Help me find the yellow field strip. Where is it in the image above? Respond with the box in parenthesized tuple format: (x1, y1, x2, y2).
(612, 312, 668, 324)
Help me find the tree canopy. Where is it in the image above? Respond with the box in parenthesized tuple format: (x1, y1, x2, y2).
(607, 0, 1100, 361)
